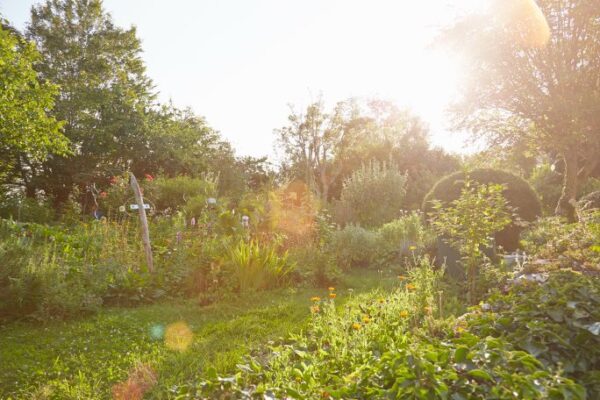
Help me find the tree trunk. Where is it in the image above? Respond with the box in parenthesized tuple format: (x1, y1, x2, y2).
(555, 149, 579, 221)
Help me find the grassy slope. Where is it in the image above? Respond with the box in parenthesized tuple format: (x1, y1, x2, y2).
(0, 269, 396, 399)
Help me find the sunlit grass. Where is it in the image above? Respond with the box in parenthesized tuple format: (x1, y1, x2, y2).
(0, 269, 397, 399)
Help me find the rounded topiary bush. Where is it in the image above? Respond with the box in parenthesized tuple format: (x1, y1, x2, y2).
(423, 169, 542, 251)
(578, 191, 600, 212)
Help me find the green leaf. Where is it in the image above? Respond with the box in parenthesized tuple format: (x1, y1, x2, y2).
(468, 369, 493, 381)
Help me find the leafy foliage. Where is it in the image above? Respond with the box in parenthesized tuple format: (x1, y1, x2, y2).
(424, 168, 542, 251)
(431, 181, 513, 303)
(337, 159, 407, 228)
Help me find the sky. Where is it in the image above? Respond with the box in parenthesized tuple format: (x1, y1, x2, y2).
(1, 0, 486, 159)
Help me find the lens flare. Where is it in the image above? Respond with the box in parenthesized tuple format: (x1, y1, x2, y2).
(164, 321, 193, 352)
(495, 0, 551, 48)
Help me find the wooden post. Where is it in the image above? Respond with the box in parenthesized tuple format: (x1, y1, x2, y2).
(130, 172, 154, 273)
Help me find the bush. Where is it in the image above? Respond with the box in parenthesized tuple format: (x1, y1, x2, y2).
(337, 160, 407, 228)
(378, 211, 436, 255)
(0, 192, 55, 223)
(529, 163, 563, 215)
(328, 225, 379, 269)
(423, 168, 542, 251)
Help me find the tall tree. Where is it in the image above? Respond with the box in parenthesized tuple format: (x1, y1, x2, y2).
(0, 20, 68, 190)
(26, 0, 155, 205)
(444, 0, 600, 219)
(275, 98, 362, 202)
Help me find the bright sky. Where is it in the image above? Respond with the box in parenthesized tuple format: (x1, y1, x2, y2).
(1, 0, 486, 158)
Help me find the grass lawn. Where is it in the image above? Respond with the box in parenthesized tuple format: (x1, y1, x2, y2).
(0, 269, 397, 399)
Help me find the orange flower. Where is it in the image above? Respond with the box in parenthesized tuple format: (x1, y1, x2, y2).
(362, 315, 371, 324)
(424, 306, 433, 315)
(329, 293, 337, 299)
(406, 283, 416, 291)
(352, 322, 361, 330)
(377, 298, 385, 304)
(398, 275, 407, 281)
(310, 305, 320, 314)
(328, 287, 335, 292)
(400, 310, 409, 318)
(311, 296, 321, 302)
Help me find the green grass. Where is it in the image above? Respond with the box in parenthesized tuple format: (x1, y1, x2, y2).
(0, 269, 397, 399)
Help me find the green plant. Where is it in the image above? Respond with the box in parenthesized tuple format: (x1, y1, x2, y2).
(423, 168, 542, 251)
(222, 240, 296, 292)
(431, 181, 513, 304)
(337, 160, 407, 228)
(328, 225, 379, 269)
(465, 271, 600, 397)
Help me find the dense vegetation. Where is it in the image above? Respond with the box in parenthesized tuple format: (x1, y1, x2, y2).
(1, 0, 599, 399)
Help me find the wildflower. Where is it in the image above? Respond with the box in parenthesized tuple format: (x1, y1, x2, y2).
(398, 275, 407, 281)
(406, 283, 416, 291)
(311, 296, 321, 302)
(400, 310, 409, 318)
(144, 174, 154, 181)
(99, 191, 108, 199)
(109, 176, 118, 185)
(328, 287, 335, 292)
(409, 245, 417, 251)
(310, 305, 320, 314)
(329, 293, 337, 299)
(377, 298, 385, 304)
(424, 306, 433, 315)
(362, 315, 371, 324)
(295, 376, 302, 382)
(352, 322, 361, 330)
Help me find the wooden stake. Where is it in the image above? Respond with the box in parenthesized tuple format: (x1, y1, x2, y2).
(130, 172, 154, 273)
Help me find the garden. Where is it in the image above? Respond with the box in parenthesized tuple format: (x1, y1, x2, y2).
(1, 0, 600, 399)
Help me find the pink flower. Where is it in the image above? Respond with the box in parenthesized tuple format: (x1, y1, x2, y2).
(144, 174, 154, 182)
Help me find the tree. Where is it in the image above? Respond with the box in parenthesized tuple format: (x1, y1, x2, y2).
(26, 0, 155, 205)
(431, 181, 513, 304)
(0, 21, 68, 189)
(275, 98, 362, 202)
(444, 0, 600, 220)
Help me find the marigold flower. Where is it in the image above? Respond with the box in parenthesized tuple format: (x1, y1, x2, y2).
(424, 306, 433, 315)
(329, 293, 336, 299)
(310, 305, 320, 314)
(406, 283, 416, 291)
(409, 245, 417, 251)
(398, 275, 407, 281)
(362, 315, 371, 323)
(352, 322, 361, 330)
(400, 310, 409, 318)
(310, 296, 321, 302)
(377, 298, 385, 304)
(328, 287, 335, 292)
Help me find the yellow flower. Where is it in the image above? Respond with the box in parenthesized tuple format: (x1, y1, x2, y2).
(406, 283, 416, 291)
(400, 310, 409, 318)
(328, 287, 335, 292)
(424, 306, 433, 315)
(295, 376, 302, 382)
(409, 245, 417, 251)
(397, 275, 407, 281)
(329, 293, 337, 299)
(378, 298, 385, 304)
(310, 305, 320, 314)
(352, 322, 361, 330)
(311, 296, 321, 302)
(362, 315, 371, 324)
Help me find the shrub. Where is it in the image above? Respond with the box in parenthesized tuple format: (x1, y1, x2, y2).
(328, 225, 379, 269)
(423, 168, 542, 251)
(378, 211, 436, 255)
(529, 163, 563, 215)
(431, 181, 513, 304)
(0, 192, 55, 223)
(337, 160, 407, 228)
